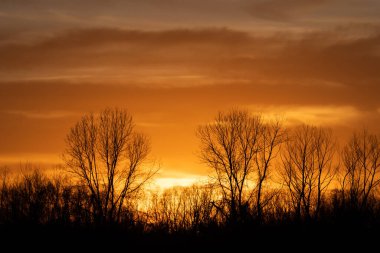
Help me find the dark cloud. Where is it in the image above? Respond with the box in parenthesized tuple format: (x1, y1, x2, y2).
(0, 28, 251, 72)
(1, 27, 379, 100)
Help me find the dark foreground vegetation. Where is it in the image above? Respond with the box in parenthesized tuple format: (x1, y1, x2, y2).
(0, 173, 380, 251)
(1, 108, 380, 250)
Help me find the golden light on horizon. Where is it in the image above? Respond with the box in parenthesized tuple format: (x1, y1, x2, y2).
(152, 176, 208, 190)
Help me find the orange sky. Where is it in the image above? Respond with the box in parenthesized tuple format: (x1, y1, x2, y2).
(1, 0, 380, 187)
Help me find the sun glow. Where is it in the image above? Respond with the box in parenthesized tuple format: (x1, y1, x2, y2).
(152, 176, 208, 190)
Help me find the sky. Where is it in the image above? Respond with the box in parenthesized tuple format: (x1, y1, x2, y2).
(1, 0, 380, 187)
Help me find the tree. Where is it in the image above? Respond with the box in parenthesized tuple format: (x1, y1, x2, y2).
(340, 129, 380, 212)
(64, 108, 157, 224)
(253, 118, 284, 222)
(197, 109, 283, 224)
(281, 125, 336, 220)
(146, 184, 215, 232)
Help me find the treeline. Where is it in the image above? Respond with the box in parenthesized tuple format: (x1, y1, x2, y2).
(0, 108, 380, 236)
(1, 168, 380, 231)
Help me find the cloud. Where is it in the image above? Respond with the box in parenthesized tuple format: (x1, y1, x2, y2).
(1, 26, 380, 173)
(4, 110, 78, 119)
(1, 80, 379, 176)
(0, 0, 252, 35)
(247, 0, 380, 25)
(248, 0, 330, 21)
(252, 105, 362, 126)
(1, 0, 380, 42)
(0, 26, 379, 90)
(0, 28, 252, 76)
(1, 0, 380, 179)
(0, 153, 61, 166)
(1, 25, 380, 110)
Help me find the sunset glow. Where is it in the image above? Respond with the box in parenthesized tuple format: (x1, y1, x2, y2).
(2, 2, 380, 249)
(1, 0, 380, 189)
(153, 176, 208, 190)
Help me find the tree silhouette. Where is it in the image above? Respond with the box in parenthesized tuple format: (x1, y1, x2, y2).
(340, 129, 380, 212)
(2, 108, 380, 247)
(281, 125, 336, 220)
(147, 184, 215, 232)
(197, 109, 283, 224)
(64, 108, 157, 224)
(253, 118, 284, 222)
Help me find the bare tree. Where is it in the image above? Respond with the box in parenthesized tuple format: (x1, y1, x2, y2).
(313, 127, 336, 217)
(146, 184, 215, 232)
(341, 129, 380, 211)
(281, 125, 336, 220)
(197, 109, 283, 224)
(64, 108, 157, 224)
(253, 118, 284, 222)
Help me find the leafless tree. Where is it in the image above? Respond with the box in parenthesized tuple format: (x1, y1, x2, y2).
(253, 118, 284, 222)
(64, 108, 157, 224)
(197, 109, 283, 223)
(341, 129, 380, 211)
(281, 125, 336, 220)
(146, 184, 215, 232)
